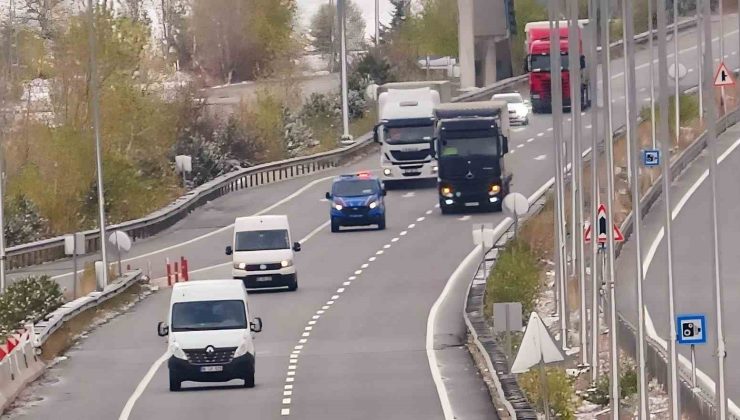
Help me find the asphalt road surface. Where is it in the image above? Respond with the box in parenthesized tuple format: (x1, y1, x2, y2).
(4, 14, 739, 420)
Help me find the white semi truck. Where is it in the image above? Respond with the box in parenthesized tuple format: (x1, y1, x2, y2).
(372, 81, 451, 185)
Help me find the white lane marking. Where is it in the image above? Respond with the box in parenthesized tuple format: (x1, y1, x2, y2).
(400, 230, 408, 236)
(391, 237, 399, 242)
(354, 270, 362, 275)
(118, 352, 170, 420)
(458, 215, 471, 221)
(426, 210, 433, 215)
(408, 223, 416, 229)
(376, 250, 384, 255)
(285, 384, 293, 390)
(286, 377, 295, 383)
(435, 204, 440, 208)
(289, 364, 297, 369)
(312, 315, 320, 320)
(295, 345, 304, 350)
(348, 276, 357, 280)
(327, 300, 335, 305)
(369, 257, 377, 261)
(308, 321, 317, 326)
(510, 150, 516, 154)
(517, 144, 524, 149)
(426, 246, 482, 420)
(537, 132, 544, 137)
(337, 288, 345, 293)
(288, 371, 296, 376)
(301, 331, 310, 337)
(305, 326, 313, 331)
(321, 305, 329, 310)
(281, 408, 290, 416)
(640, 87, 647, 92)
(383, 244, 391, 249)
(331, 295, 340, 300)
(527, 138, 534, 143)
(402, 192, 416, 198)
(361, 263, 369, 269)
(284, 391, 293, 396)
(546, 127, 553, 132)
(67, 174, 337, 281)
(299, 338, 307, 343)
(535, 155, 547, 161)
(417, 217, 425, 222)
(343, 281, 351, 286)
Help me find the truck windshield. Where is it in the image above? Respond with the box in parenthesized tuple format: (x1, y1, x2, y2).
(333, 179, 379, 197)
(235, 229, 289, 251)
(529, 54, 569, 72)
(439, 131, 499, 157)
(171, 300, 247, 332)
(383, 125, 434, 145)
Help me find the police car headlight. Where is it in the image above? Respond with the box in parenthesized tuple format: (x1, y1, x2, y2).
(368, 201, 378, 209)
(334, 203, 343, 211)
(281, 259, 293, 268)
(169, 342, 187, 360)
(234, 262, 247, 270)
(383, 168, 392, 176)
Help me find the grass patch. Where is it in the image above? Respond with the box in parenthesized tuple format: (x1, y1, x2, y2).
(519, 367, 577, 419)
(484, 239, 541, 319)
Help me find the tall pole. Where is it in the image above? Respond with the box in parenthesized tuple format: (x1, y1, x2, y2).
(588, 0, 601, 383)
(548, 0, 568, 351)
(337, 0, 351, 142)
(719, 0, 726, 113)
(623, 0, 649, 415)
(375, 0, 380, 46)
(673, 0, 681, 148)
(648, 0, 658, 148)
(568, 0, 587, 367)
(701, 0, 728, 416)
(657, 0, 681, 417)
(0, 0, 12, 292)
(697, 1, 704, 123)
(88, 0, 109, 290)
(599, 0, 620, 415)
(329, 0, 335, 73)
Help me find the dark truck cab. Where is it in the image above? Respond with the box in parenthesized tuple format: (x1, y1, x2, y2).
(432, 101, 512, 214)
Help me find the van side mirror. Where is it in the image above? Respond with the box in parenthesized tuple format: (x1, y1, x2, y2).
(524, 57, 530, 73)
(382, 189, 387, 196)
(373, 124, 381, 143)
(580, 55, 586, 69)
(429, 139, 437, 159)
(225, 245, 233, 256)
(325, 192, 332, 200)
(293, 242, 301, 252)
(250, 317, 263, 333)
(157, 322, 169, 337)
(502, 136, 509, 155)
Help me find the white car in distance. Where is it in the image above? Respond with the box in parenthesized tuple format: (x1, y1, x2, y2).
(491, 92, 530, 126)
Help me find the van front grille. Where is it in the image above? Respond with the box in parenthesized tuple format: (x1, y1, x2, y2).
(184, 347, 237, 365)
(246, 263, 282, 271)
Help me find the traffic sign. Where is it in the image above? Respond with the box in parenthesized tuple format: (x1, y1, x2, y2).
(511, 311, 564, 373)
(676, 314, 707, 345)
(642, 149, 660, 167)
(584, 204, 624, 244)
(714, 62, 735, 87)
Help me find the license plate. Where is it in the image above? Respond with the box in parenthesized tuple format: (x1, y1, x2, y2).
(200, 366, 223, 372)
(256, 276, 272, 282)
(349, 214, 363, 218)
(464, 202, 480, 207)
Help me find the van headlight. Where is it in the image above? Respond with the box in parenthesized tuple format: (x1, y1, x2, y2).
(170, 342, 187, 360)
(368, 201, 378, 209)
(333, 203, 343, 211)
(234, 338, 252, 358)
(234, 262, 247, 270)
(281, 259, 293, 268)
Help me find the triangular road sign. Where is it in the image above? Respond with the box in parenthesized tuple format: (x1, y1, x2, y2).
(714, 62, 736, 87)
(511, 312, 564, 373)
(584, 204, 624, 243)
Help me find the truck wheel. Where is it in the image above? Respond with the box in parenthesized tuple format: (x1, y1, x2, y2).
(243, 372, 255, 388)
(331, 218, 340, 233)
(169, 372, 182, 392)
(378, 216, 386, 230)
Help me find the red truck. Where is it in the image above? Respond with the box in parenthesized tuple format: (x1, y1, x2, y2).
(524, 21, 591, 114)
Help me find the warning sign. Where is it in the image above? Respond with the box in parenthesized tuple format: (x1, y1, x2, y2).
(714, 62, 736, 87)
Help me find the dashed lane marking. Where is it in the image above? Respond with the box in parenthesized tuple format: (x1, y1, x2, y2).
(535, 154, 547, 161)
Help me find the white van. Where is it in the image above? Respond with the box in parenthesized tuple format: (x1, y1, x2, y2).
(157, 280, 263, 391)
(226, 215, 301, 291)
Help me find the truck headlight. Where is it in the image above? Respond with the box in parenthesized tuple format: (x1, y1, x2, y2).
(170, 342, 187, 360)
(368, 201, 378, 209)
(383, 168, 392, 176)
(281, 259, 293, 268)
(234, 262, 247, 270)
(488, 184, 501, 195)
(432, 165, 438, 172)
(440, 186, 454, 198)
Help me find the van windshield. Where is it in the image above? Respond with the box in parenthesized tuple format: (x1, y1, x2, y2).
(332, 179, 379, 197)
(235, 229, 289, 252)
(171, 300, 247, 332)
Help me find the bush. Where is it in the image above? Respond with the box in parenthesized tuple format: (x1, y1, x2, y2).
(519, 367, 577, 419)
(282, 107, 315, 157)
(4, 194, 50, 247)
(582, 364, 640, 406)
(0, 276, 64, 340)
(484, 239, 541, 318)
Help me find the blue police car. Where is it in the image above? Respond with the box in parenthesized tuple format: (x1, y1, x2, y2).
(325, 172, 386, 232)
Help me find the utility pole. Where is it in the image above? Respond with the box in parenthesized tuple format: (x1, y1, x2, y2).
(718, 0, 726, 114)
(598, 0, 620, 415)
(337, 0, 352, 143)
(623, 0, 649, 415)
(658, 0, 680, 416)
(0, 0, 14, 292)
(648, 0, 658, 148)
(567, 0, 587, 368)
(701, 0, 728, 416)
(87, 0, 109, 290)
(588, 0, 601, 383)
(375, 0, 380, 46)
(697, 0, 704, 122)
(548, 0, 568, 351)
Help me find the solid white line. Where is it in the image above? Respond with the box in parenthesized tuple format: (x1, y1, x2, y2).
(119, 351, 169, 420)
(56, 174, 337, 280)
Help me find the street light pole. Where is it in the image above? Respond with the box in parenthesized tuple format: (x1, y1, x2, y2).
(337, 0, 351, 143)
(588, 0, 601, 383)
(623, 0, 649, 415)
(548, 0, 568, 351)
(87, 0, 109, 290)
(375, 0, 380, 46)
(648, 0, 658, 148)
(701, 0, 728, 416)
(598, 0, 620, 415)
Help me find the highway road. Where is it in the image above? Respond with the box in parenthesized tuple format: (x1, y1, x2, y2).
(4, 15, 739, 420)
(204, 73, 340, 108)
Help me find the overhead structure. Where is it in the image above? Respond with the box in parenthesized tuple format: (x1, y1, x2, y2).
(457, 0, 514, 88)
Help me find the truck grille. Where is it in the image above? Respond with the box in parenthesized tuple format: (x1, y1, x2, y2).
(245, 262, 282, 271)
(390, 149, 431, 161)
(184, 347, 237, 365)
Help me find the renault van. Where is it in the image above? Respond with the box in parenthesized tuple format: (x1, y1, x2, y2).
(226, 215, 301, 291)
(157, 280, 263, 391)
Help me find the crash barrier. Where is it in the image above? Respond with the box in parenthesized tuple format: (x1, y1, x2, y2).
(0, 270, 144, 414)
(166, 257, 190, 286)
(5, 17, 699, 271)
(0, 325, 45, 413)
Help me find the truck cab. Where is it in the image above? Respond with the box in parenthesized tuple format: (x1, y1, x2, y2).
(433, 101, 512, 214)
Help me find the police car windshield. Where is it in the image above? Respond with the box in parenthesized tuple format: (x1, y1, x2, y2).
(333, 179, 378, 197)
(235, 229, 289, 252)
(171, 300, 247, 332)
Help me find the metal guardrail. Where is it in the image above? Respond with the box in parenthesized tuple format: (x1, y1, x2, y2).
(6, 17, 700, 271)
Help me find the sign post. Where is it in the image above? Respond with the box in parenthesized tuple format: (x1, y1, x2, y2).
(493, 302, 523, 372)
(503, 193, 529, 240)
(472, 224, 495, 280)
(108, 231, 132, 276)
(676, 313, 707, 391)
(64, 233, 86, 299)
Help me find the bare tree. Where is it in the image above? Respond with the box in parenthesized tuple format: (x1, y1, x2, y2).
(21, 0, 64, 39)
(118, 0, 144, 22)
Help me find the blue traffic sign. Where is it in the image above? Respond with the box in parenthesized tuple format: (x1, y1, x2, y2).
(643, 149, 660, 167)
(676, 314, 707, 345)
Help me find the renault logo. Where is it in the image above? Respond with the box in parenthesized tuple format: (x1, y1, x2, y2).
(260, 264, 267, 270)
(205, 345, 215, 354)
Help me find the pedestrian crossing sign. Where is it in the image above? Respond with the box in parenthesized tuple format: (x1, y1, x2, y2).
(714, 62, 735, 87)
